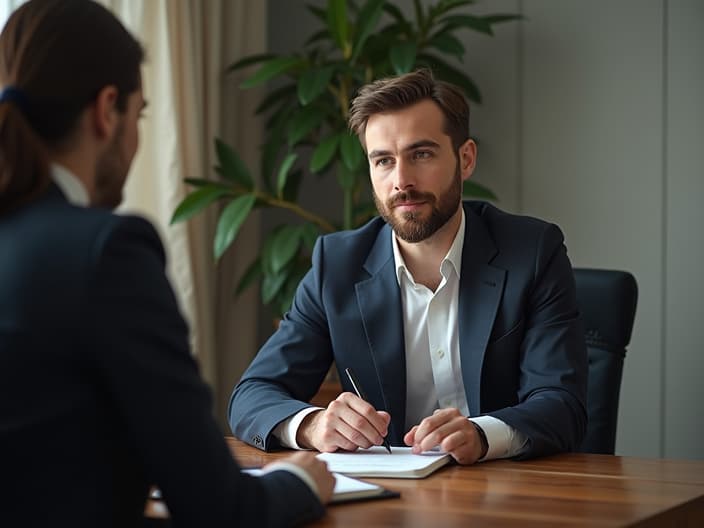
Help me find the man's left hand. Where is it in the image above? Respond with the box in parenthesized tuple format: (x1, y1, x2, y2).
(403, 408, 485, 465)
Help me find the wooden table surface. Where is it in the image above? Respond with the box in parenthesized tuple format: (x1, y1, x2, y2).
(225, 437, 704, 527)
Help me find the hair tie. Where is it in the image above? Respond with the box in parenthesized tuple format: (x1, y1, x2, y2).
(0, 85, 29, 114)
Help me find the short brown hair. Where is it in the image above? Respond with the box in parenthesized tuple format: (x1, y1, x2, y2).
(348, 69, 470, 153)
(0, 0, 144, 214)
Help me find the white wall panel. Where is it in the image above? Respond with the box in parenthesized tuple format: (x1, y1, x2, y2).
(518, 0, 665, 456)
(664, 0, 704, 459)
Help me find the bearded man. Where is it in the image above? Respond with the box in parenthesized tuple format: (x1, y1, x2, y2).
(229, 69, 588, 465)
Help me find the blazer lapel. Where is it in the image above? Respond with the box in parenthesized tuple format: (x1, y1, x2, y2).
(459, 204, 506, 416)
(355, 224, 407, 443)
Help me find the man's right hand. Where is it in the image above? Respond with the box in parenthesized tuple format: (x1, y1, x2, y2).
(277, 452, 336, 504)
(296, 392, 391, 453)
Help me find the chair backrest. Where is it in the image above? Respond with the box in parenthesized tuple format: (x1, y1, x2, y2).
(574, 268, 638, 454)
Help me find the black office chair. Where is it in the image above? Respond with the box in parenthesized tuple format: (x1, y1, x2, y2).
(574, 268, 638, 455)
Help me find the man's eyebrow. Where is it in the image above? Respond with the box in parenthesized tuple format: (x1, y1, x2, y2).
(404, 139, 440, 151)
(368, 149, 391, 159)
(368, 140, 441, 160)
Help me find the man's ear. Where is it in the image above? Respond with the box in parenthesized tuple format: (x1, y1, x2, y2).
(458, 138, 477, 182)
(92, 85, 119, 140)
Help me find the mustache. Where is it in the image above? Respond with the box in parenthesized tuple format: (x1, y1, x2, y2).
(387, 189, 435, 208)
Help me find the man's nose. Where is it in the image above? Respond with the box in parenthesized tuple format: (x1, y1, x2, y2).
(393, 159, 416, 191)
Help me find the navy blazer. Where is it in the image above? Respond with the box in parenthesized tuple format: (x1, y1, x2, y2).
(230, 201, 588, 458)
(0, 185, 323, 527)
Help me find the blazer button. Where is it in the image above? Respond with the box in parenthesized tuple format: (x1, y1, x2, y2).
(253, 434, 264, 447)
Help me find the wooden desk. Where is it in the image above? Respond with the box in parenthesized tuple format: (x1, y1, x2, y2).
(224, 438, 704, 527)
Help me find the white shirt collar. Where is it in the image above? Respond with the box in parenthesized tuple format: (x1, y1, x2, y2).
(50, 163, 90, 206)
(392, 207, 466, 285)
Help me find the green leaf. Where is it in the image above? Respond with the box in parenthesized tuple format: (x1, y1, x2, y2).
(484, 14, 524, 26)
(235, 257, 262, 295)
(306, 3, 327, 23)
(417, 53, 482, 103)
(262, 267, 292, 304)
(287, 106, 325, 146)
(183, 178, 232, 191)
(300, 223, 320, 250)
(240, 56, 304, 89)
(255, 83, 297, 115)
(226, 53, 276, 73)
(170, 186, 230, 225)
(261, 109, 291, 190)
(269, 225, 304, 274)
(428, 0, 476, 21)
(277, 152, 298, 196)
(439, 14, 493, 35)
(282, 169, 304, 202)
(412, 0, 425, 29)
(339, 132, 365, 172)
(428, 32, 465, 60)
(213, 194, 256, 259)
(463, 180, 497, 200)
(382, 3, 413, 36)
(390, 41, 417, 75)
(215, 138, 253, 189)
(277, 262, 310, 315)
(298, 66, 335, 105)
(310, 134, 340, 173)
(350, 0, 385, 63)
(326, 0, 349, 52)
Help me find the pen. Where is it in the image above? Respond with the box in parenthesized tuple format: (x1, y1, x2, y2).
(344, 367, 392, 454)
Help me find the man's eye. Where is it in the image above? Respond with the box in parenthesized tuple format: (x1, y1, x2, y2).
(375, 157, 393, 167)
(414, 150, 432, 160)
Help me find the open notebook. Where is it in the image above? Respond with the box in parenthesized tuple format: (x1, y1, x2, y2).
(317, 446, 452, 479)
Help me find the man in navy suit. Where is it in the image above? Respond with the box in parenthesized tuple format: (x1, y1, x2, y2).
(230, 69, 588, 465)
(0, 1, 333, 526)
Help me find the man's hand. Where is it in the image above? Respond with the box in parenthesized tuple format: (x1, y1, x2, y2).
(296, 392, 391, 453)
(272, 452, 336, 504)
(403, 408, 486, 465)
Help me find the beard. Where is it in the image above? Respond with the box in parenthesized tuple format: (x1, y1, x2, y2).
(93, 120, 129, 209)
(373, 164, 462, 243)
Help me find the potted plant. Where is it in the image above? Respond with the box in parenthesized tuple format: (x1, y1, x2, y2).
(172, 0, 520, 317)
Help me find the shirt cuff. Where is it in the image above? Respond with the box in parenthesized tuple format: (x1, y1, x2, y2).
(469, 415, 527, 461)
(262, 461, 320, 501)
(271, 407, 324, 449)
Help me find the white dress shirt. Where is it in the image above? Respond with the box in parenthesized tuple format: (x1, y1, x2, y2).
(51, 163, 89, 206)
(275, 210, 527, 461)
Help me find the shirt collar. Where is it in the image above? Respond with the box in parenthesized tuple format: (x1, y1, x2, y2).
(50, 163, 89, 207)
(392, 207, 466, 285)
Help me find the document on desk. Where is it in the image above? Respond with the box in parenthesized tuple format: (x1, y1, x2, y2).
(242, 468, 399, 503)
(317, 446, 452, 479)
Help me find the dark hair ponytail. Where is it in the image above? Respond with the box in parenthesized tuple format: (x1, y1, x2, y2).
(0, 93, 50, 214)
(0, 0, 143, 215)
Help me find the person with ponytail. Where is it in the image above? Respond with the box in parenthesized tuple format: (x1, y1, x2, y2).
(0, 1, 333, 526)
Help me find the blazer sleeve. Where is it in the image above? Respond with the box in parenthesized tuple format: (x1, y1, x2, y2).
(85, 215, 324, 527)
(229, 236, 335, 450)
(488, 223, 588, 458)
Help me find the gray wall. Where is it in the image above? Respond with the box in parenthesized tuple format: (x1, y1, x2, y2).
(267, 0, 704, 460)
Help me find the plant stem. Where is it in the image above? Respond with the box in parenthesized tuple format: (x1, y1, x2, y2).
(343, 188, 353, 230)
(258, 191, 337, 233)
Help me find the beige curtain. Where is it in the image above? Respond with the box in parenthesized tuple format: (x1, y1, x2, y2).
(102, 0, 267, 426)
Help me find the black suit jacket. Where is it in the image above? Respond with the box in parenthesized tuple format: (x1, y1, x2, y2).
(230, 201, 588, 458)
(0, 185, 323, 527)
